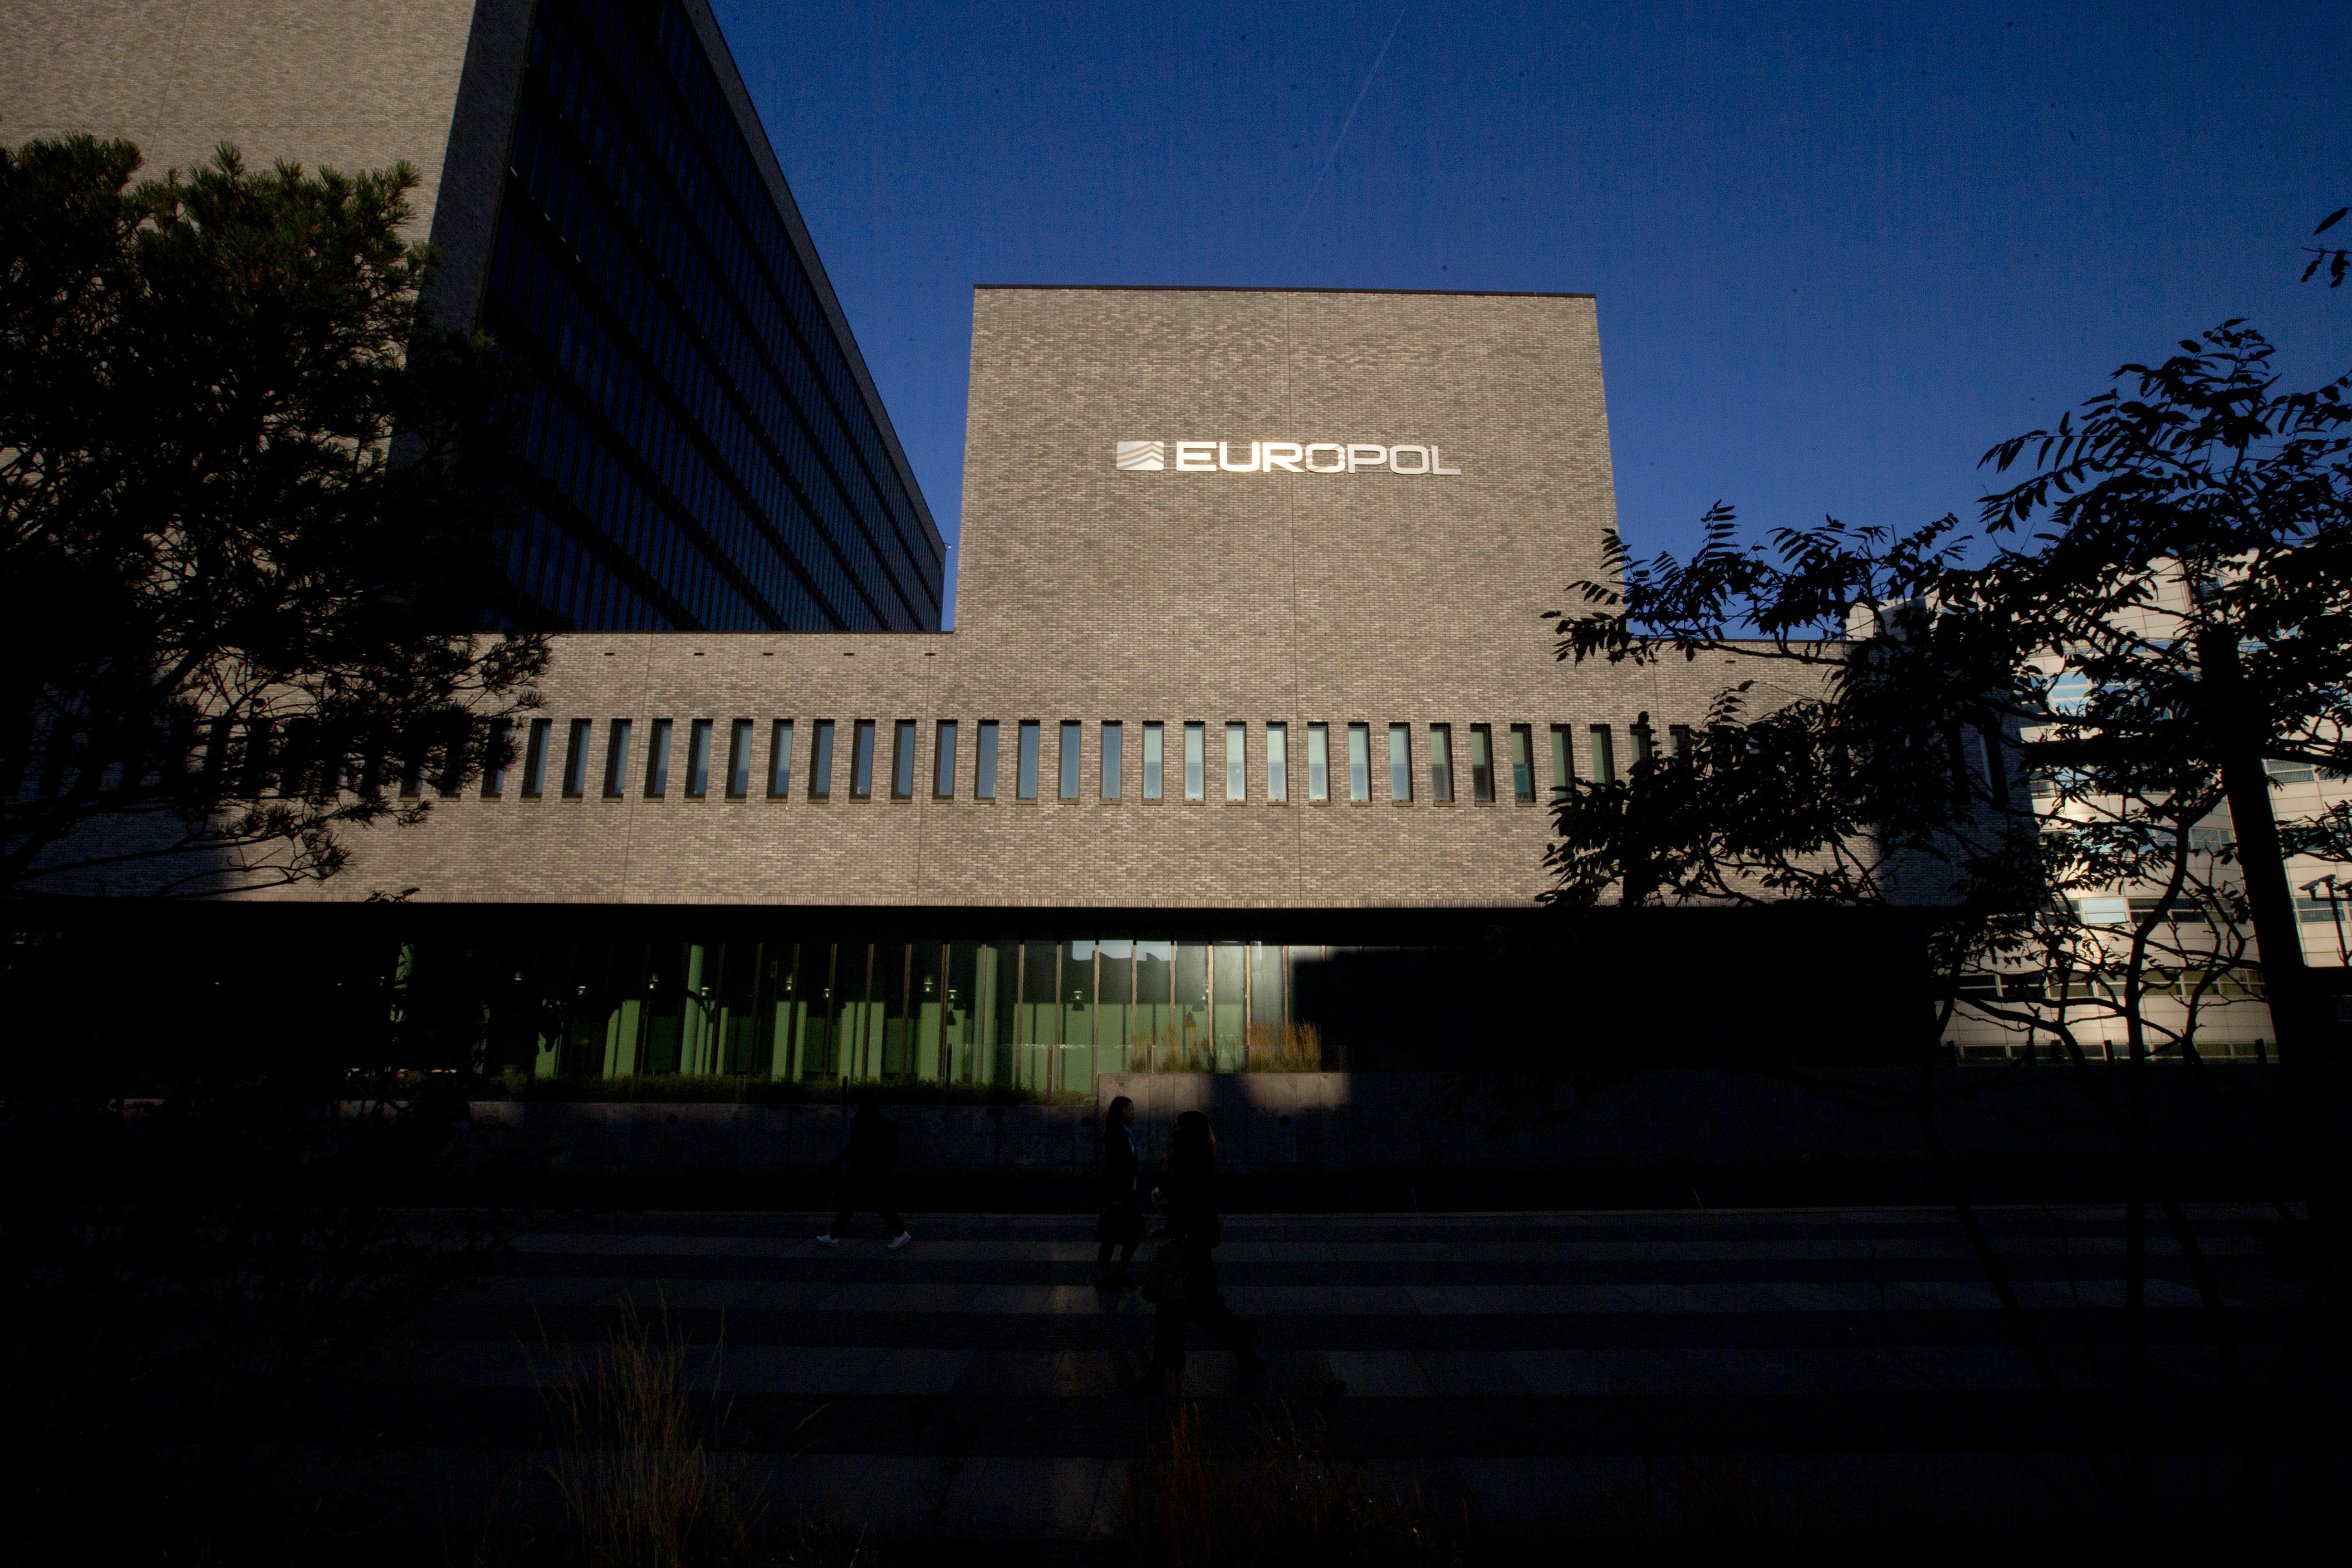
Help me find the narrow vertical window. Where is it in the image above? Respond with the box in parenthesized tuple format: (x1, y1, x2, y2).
(1225, 723, 1246, 800)
(1307, 723, 1330, 801)
(1549, 724, 1575, 799)
(435, 717, 468, 798)
(481, 717, 510, 799)
(1266, 723, 1287, 802)
(809, 719, 835, 799)
(1979, 729, 2009, 798)
(1101, 721, 1122, 800)
(769, 720, 794, 798)
(1430, 724, 1455, 802)
(1669, 724, 1694, 763)
(1632, 717, 1654, 767)
(1388, 724, 1413, 802)
(1183, 722, 1205, 801)
(603, 720, 632, 799)
(1346, 723, 1370, 801)
(892, 720, 916, 799)
(851, 720, 877, 799)
(1510, 725, 1536, 803)
(1469, 725, 1494, 803)
(520, 717, 552, 799)
(934, 720, 958, 799)
(560, 719, 591, 799)
(974, 720, 998, 799)
(727, 719, 755, 799)
(685, 719, 712, 798)
(1059, 720, 1081, 800)
(1590, 725, 1616, 785)
(1016, 720, 1040, 800)
(644, 718, 671, 798)
(1142, 722, 1163, 801)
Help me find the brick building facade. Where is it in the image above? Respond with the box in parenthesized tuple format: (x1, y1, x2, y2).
(8, 3, 1924, 1084)
(4, 0, 946, 632)
(202, 284, 1878, 1088)
(275, 285, 1737, 912)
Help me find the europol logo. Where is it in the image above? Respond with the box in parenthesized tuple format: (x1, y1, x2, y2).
(1115, 440, 1460, 475)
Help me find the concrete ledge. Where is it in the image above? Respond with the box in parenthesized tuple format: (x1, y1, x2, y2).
(474, 1064, 2285, 1182)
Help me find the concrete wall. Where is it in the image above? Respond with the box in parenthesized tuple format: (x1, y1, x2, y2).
(477, 1066, 2285, 1182)
(1099, 1068, 2288, 1174)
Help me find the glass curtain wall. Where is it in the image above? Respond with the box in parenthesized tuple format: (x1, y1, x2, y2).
(1060, 939, 1095, 1090)
(1211, 942, 1245, 1069)
(445, 929, 1342, 1086)
(911, 940, 946, 1077)
(1015, 939, 1059, 1088)
(1097, 939, 1134, 1076)
(1136, 940, 1175, 1067)
(1174, 942, 1211, 1067)
(479, 0, 946, 633)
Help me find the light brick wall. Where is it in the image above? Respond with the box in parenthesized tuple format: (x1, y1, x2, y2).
(0, 0, 490, 235)
(248, 288, 1751, 910)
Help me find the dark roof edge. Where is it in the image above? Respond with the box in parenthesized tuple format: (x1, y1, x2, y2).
(975, 284, 1597, 300)
(679, 0, 945, 568)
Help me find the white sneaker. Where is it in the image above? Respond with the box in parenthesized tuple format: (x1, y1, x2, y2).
(888, 1231, 913, 1250)
(814, 1233, 840, 1247)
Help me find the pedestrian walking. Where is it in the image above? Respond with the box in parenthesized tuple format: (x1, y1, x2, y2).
(1127, 1109, 1264, 1394)
(815, 1092, 911, 1249)
(1095, 1095, 1144, 1288)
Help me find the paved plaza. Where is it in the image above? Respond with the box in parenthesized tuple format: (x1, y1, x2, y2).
(361, 1205, 2313, 1542)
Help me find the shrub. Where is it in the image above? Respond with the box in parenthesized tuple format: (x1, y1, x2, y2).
(540, 1294, 762, 1568)
(1123, 1399, 1467, 1567)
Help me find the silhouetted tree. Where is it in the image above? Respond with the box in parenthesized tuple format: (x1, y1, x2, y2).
(0, 917, 554, 1557)
(1, 136, 545, 898)
(1546, 322, 2352, 1515)
(2303, 205, 2347, 288)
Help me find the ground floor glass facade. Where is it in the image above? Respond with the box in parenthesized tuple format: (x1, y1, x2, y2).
(464, 933, 1331, 1093)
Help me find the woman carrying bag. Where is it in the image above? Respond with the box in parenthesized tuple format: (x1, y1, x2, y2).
(1095, 1095, 1144, 1288)
(1128, 1109, 1264, 1395)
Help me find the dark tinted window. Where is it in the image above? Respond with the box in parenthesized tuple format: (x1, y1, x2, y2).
(479, 0, 943, 632)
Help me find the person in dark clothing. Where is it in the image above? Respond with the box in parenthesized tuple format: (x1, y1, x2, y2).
(1095, 1096, 1144, 1288)
(1129, 1109, 1263, 1393)
(815, 1093, 910, 1249)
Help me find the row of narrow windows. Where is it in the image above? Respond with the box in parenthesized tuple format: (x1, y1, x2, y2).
(462, 717, 1695, 805)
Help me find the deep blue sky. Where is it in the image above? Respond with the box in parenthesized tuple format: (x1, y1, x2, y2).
(713, 0, 2352, 627)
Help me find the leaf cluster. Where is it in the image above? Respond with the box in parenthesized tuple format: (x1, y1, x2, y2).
(1545, 322, 2352, 1052)
(1, 135, 547, 897)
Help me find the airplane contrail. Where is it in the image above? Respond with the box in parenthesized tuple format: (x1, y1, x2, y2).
(1288, 6, 1410, 251)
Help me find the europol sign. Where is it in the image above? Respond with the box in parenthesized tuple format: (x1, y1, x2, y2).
(1115, 440, 1461, 475)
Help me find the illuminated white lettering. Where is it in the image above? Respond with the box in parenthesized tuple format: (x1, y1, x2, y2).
(1113, 438, 1461, 474)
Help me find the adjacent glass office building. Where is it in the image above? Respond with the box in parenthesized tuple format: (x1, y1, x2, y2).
(478, 0, 944, 632)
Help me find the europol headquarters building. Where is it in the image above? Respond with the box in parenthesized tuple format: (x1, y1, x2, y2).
(9, 0, 1918, 1086)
